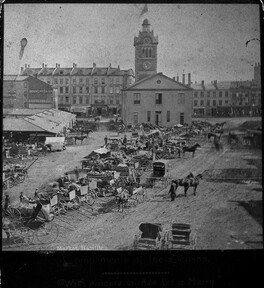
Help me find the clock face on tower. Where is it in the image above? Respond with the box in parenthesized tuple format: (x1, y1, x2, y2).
(143, 61, 151, 70)
(143, 37, 151, 44)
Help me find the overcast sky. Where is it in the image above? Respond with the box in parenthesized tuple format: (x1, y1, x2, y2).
(4, 3, 260, 82)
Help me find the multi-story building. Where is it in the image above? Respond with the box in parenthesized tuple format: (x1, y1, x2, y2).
(122, 73, 193, 127)
(21, 63, 135, 117)
(3, 75, 54, 109)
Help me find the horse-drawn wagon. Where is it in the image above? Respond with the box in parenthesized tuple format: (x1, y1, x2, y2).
(151, 159, 170, 187)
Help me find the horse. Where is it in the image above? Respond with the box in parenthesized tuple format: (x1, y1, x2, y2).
(81, 129, 93, 137)
(74, 136, 87, 145)
(182, 143, 201, 157)
(213, 135, 223, 151)
(115, 189, 129, 212)
(169, 173, 203, 198)
(207, 132, 217, 141)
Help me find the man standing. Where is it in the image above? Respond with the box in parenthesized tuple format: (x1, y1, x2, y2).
(169, 181, 176, 201)
(104, 135, 108, 145)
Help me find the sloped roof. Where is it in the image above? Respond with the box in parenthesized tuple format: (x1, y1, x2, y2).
(24, 109, 75, 134)
(92, 67, 108, 76)
(216, 81, 233, 89)
(21, 68, 41, 76)
(4, 75, 29, 81)
(190, 83, 204, 90)
(4, 108, 49, 116)
(38, 67, 55, 76)
(125, 73, 192, 90)
(3, 118, 46, 132)
(204, 83, 216, 90)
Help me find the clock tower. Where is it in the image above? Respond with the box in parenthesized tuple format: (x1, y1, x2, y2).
(134, 19, 158, 82)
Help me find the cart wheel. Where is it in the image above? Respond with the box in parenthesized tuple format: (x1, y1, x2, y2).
(15, 227, 35, 245)
(84, 195, 95, 206)
(17, 174, 26, 183)
(6, 207, 21, 220)
(36, 221, 59, 244)
(59, 200, 68, 213)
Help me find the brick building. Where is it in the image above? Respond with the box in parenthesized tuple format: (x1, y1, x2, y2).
(3, 75, 54, 109)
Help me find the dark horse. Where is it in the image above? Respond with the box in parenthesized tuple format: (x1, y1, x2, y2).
(169, 173, 203, 198)
(182, 143, 201, 157)
(81, 129, 93, 137)
(74, 136, 87, 144)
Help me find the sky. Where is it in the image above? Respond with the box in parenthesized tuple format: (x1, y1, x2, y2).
(4, 3, 261, 83)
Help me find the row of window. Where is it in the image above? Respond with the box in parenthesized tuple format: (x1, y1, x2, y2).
(194, 100, 229, 107)
(142, 47, 153, 58)
(194, 91, 229, 98)
(134, 111, 184, 125)
(58, 86, 121, 94)
(60, 95, 120, 105)
(46, 77, 123, 85)
(133, 93, 185, 105)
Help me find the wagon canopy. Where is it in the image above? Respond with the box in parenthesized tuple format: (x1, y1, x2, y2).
(139, 223, 162, 239)
(84, 147, 111, 159)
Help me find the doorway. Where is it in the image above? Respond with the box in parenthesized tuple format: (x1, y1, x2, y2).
(180, 113, 184, 125)
(155, 111, 162, 126)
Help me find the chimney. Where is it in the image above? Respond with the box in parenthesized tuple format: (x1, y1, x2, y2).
(176, 74, 179, 82)
(173, 76, 175, 81)
(20, 67, 23, 73)
(25, 64, 27, 68)
(201, 80, 205, 89)
(93, 63, 96, 68)
(214, 80, 218, 89)
(56, 63, 57, 68)
(188, 73, 191, 86)
(42, 63, 44, 68)
(182, 74, 185, 85)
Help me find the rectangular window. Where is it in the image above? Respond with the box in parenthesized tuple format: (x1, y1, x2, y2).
(225, 91, 228, 97)
(101, 78, 105, 84)
(194, 100, 198, 106)
(219, 91, 222, 98)
(225, 100, 228, 104)
(207, 91, 210, 98)
(65, 87, 69, 94)
(86, 78, 89, 84)
(213, 100, 216, 106)
(101, 96, 105, 104)
(79, 78, 83, 84)
(94, 78, 98, 84)
(147, 111, 151, 122)
(133, 112, 138, 125)
(86, 96, 89, 104)
(93, 96, 98, 103)
(109, 96, 114, 104)
(213, 92, 216, 97)
(200, 92, 204, 98)
(79, 87, 83, 94)
(155, 93, 162, 104)
(116, 78, 120, 84)
(134, 93, 141, 104)
(60, 87, 63, 94)
(178, 93, 185, 104)
(194, 92, 198, 98)
(54, 78, 58, 84)
(167, 111, 170, 122)
(102, 86, 105, 94)
(73, 87, 76, 94)
(110, 87, 113, 94)
(65, 96, 69, 103)
(200, 100, 204, 106)
(65, 78, 69, 85)
(79, 96, 83, 104)
(60, 79, 63, 85)
(116, 87, 120, 94)
(207, 100, 210, 106)
(116, 95, 120, 104)
(219, 100, 222, 106)
(73, 78, 76, 84)
(86, 86, 89, 93)
(73, 97, 76, 104)
(110, 78, 113, 84)
(94, 86, 98, 93)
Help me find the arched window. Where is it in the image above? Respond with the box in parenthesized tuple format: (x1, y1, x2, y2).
(142, 48, 145, 57)
(149, 48, 152, 57)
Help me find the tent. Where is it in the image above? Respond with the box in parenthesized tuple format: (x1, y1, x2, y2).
(45, 137, 65, 151)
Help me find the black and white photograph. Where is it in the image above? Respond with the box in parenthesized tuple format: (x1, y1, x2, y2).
(2, 3, 262, 252)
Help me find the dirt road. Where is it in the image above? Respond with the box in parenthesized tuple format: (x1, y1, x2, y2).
(3, 125, 262, 250)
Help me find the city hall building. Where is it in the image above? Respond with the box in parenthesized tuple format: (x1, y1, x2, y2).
(122, 19, 193, 127)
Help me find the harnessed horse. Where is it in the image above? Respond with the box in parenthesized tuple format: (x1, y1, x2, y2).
(74, 136, 87, 145)
(169, 173, 203, 198)
(182, 143, 201, 157)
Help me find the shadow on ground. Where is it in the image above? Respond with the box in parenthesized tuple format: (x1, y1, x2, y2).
(229, 200, 263, 226)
